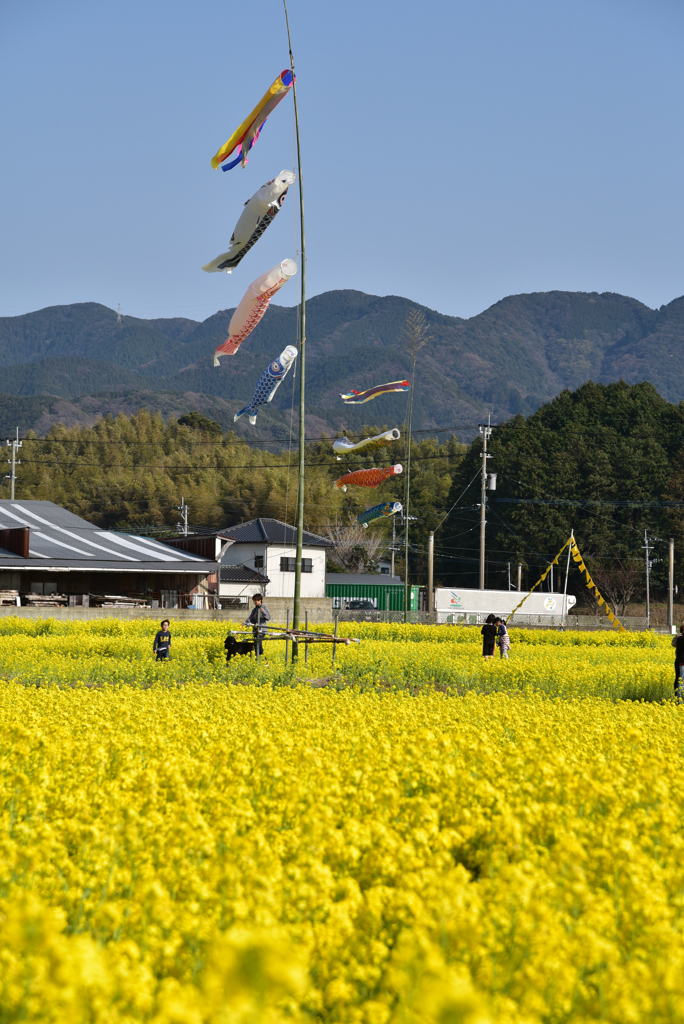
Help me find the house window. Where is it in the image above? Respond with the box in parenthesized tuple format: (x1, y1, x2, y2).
(254, 556, 264, 569)
(280, 558, 313, 573)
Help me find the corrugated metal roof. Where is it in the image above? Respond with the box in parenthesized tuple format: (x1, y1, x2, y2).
(220, 566, 270, 584)
(221, 517, 332, 547)
(325, 573, 404, 586)
(0, 501, 216, 573)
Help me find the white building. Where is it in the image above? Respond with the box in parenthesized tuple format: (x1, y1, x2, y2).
(218, 518, 331, 602)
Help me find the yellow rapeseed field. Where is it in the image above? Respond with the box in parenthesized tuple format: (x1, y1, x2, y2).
(0, 618, 683, 1022)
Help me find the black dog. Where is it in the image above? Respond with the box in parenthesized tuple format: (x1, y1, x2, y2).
(224, 634, 255, 662)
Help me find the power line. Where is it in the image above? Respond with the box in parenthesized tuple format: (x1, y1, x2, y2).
(12, 425, 477, 446)
(500, 497, 684, 508)
(17, 451, 465, 470)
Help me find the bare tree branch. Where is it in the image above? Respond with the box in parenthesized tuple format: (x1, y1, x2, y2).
(324, 514, 385, 574)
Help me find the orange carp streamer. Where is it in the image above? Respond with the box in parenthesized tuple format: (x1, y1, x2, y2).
(333, 464, 403, 491)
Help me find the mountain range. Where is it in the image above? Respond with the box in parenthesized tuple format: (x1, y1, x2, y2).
(1, 288, 682, 439)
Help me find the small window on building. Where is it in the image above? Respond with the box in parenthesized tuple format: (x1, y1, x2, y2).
(254, 555, 264, 569)
(379, 567, 389, 574)
(30, 582, 44, 594)
(44, 582, 57, 595)
(280, 557, 313, 573)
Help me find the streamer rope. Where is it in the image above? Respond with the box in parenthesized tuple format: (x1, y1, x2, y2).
(505, 536, 626, 631)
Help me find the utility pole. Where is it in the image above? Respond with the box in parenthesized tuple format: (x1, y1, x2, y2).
(427, 530, 434, 614)
(643, 530, 652, 630)
(390, 515, 396, 578)
(669, 537, 675, 632)
(176, 496, 189, 537)
(5, 428, 21, 500)
(517, 563, 522, 591)
(478, 417, 492, 590)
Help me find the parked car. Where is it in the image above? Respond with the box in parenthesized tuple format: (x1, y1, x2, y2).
(344, 599, 376, 610)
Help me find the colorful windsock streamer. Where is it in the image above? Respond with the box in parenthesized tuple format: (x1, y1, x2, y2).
(211, 71, 294, 172)
(334, 464, 403, 492)
(340, 381, 410, 405)
(357, 501, 402, 528)
(202, 171, 296, 274)
(332, 429, 400, 456)
(213, 260, 297, 365)
(234, 346, 297, 425)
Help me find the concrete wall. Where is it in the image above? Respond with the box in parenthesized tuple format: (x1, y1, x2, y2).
(0, 596, 334, 624)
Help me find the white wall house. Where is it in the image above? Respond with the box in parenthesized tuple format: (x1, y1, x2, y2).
(218, 518, 331, 602)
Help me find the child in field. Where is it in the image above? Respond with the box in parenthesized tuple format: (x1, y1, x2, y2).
(153, 620, 171, 661)
(494, 616, 510, 659)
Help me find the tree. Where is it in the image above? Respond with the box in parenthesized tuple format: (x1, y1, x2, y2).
(582, 558, 643, 616)
(324, 516, 385, 574)
(438, 381, 684, 596)
(177, 412, 223, 437)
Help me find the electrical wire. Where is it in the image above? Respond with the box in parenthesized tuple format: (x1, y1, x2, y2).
(6, 426, 479, 446)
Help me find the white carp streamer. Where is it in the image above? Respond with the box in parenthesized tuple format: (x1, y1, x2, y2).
(332, 429, 400, 456)
(202, 171, 296, 274)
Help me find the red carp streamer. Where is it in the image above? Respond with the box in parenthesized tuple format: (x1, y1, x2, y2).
(333, 464, 403, 491)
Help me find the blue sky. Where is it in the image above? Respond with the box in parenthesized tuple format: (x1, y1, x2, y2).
(1, 0, 683, 321)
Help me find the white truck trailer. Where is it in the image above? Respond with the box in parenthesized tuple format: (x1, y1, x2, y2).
(434, 587, 577, 626)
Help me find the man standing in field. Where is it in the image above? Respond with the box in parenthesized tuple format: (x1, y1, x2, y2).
(244, 594, 270, 660)
(671, 624, 684, 697)
(153, 620, 172, 661)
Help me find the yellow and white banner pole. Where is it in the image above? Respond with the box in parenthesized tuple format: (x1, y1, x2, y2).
(507, 533, 626, 631)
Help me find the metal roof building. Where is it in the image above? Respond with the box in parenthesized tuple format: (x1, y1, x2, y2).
(219, 566, 270, 586)
(0, 501, 218, 609)
(220, 518, 331, 548)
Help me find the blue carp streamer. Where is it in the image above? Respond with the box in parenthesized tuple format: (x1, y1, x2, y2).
(234, 346, 298, 425)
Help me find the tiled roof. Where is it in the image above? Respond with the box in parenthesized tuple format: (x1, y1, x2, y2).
(0, 501, 216, 573)
(220, 566, 271, 584)
(325, 573, 404, 586)
(221, 517, 332, 547)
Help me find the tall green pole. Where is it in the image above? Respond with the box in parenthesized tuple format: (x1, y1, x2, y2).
(283, 1, 305, 657)
(403, 356, 416, 623)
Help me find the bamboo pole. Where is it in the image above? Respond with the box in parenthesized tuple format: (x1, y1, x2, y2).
(283, 1, 306, 660)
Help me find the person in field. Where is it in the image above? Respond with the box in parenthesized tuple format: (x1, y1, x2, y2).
(481, 614, 497, 660)
(244, 594, 271, 660)
(671, 624, 684, 697)
(494, 616, 510, 659)
(153, 620, 171, 661)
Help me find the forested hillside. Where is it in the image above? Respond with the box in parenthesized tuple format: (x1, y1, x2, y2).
(7, 381, 684, 607)
(439, 381, 684, 602)
(3, 287, 684, 438)
(11, 410, 464, 579)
